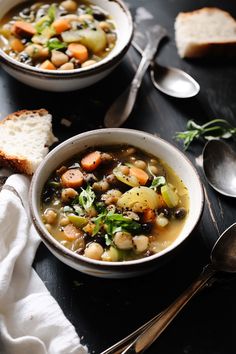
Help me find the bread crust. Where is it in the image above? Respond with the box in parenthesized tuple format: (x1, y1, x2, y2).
(0, 109, 52, 175)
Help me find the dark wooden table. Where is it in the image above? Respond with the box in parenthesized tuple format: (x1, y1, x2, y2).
(0, 1, 235, 353)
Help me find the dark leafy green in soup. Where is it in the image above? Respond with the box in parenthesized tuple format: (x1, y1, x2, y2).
(41, 145, 189, 262)
(0, 0, 117, 70)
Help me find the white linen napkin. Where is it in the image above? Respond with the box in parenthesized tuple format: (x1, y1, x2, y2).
(0, 172, 88, 354)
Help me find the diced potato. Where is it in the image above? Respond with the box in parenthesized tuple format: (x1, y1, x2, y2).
(62, 27, 107, 53)
(117, 186, 159, 211)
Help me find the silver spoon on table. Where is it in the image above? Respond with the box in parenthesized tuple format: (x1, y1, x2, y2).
(102, 222, 236, 354)
(132, 41, 200, 99)
(203, 139, 236, 198)
(104, 25, 167, 128)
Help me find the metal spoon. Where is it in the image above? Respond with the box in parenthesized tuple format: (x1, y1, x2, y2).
(103, 222, 236, 354)
(104, 25, 167, 128)
(203, 139, 236, 197)
(132, 41, 200, 99)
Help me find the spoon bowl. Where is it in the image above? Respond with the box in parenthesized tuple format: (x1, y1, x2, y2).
(203, 139, 236, 198)
(133, 41, 200, 98)
(211, 222, 236, 272)
(150, 62, 200, 98)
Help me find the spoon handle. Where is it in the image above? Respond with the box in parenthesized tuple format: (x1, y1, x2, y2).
(104, 25, 166, 128)
(123, 264, 215, 354)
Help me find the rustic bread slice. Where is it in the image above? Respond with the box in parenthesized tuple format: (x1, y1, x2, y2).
(175, 7, 236, 58)
(0, 109, 58, 175)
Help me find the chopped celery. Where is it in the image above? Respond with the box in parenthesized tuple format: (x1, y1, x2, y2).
(161, 184, 179, 208)
(67, 214, 88, 227)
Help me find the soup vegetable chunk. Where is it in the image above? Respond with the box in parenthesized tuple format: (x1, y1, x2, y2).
(41, 145, 189, 262)
(0, 0, 117, 70)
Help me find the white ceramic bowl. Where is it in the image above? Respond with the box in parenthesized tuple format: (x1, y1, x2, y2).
(30, 128, 204, 278)
(0, 0, 133, 91)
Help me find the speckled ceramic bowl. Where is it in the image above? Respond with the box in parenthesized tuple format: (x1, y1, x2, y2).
(29, 128, 204, 278)
(0, 0, 133, 91)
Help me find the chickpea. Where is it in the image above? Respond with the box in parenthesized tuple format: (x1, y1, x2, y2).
(61, 0, 77, 12)
(99, 21, 111, 32)
(149, 165, 159, 175)
(100, 152, 113, 163)
(133, 235, 149, 253)
(101, 189, 122, 205)
(84, 243, 104, 260)
(44, 209, 58, 224)
(61, 188, 78, 203)
(134, 160, 147, 170)
(113, 231, 133, 250)
(59, 216, 70, 226)
(119, 165, 129, 175)
(81, 60, 96, 68)
(93, 180, 110, 192)
(59, 62, 74, 70)
(51, 50, 69, 67)
(106, 173, 117, 184)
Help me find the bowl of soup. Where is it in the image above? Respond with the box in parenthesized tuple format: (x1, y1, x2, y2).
(0, 0, 133, 91)
(30, 128, 204, 278)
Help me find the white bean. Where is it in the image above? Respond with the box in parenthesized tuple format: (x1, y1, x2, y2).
(61, 0, 77, 12)
(59, 62, 74, 70)
(51, 50, 69, 67)
(113, 232, 133, 250)
(134, 160, 147, 170)
(61, 188, 78, 202)
(133, 235, 149, 253)
(84, 243, 104, 260)
(44, 209, 57, 224)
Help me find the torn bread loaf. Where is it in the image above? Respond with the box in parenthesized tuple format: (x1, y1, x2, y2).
(175, 7, 236, 58)
(0, 109, 58, 175)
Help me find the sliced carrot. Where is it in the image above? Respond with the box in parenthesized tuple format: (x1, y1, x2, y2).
(40, 60, 56, 70)
(129, 166, 149, 186)
(81, 151, 102, 171)
(68, 43, 88, 63)
(10, 38, 24, 52)
(61, 168, 84, 188)
(52, 18, 71, 34)
(63, 224, 82, 241)
(12, 21, 36, 38)
(142, 208, 156, 223)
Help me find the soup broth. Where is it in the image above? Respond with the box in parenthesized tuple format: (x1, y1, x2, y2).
(0, 0, 117, 70)
(41, 145, 189, 262)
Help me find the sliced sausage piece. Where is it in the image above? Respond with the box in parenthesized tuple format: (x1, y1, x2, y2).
(12, 21, 36, 38)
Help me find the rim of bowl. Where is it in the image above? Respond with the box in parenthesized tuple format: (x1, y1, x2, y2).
(30, 128, 204, 268)
(0, 0, 133, 78)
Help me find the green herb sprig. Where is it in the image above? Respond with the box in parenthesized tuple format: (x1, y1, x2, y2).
(175, 119, 236, 150)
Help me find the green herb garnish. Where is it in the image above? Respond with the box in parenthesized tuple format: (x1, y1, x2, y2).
(150, 176, 166, 191)
(93, 211, 141, 236)
(79, 185, 96, 211)
(35, 4, 56, 34)
(47, 38, 67, 51)
(175, 119, 236, 150)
